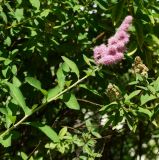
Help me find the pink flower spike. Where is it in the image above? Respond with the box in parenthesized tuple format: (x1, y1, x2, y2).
(107, 46, 117, 55)
(93, 44, 107, 63)
(124, 15, 133, 24)
(115, 41, 125, 53)
(98, 55, 116, 65)
(118, 24, 129, 32)
(115, 52, 124, 62)
(108, 37, 117, 45)
(116, 31, 129, 44)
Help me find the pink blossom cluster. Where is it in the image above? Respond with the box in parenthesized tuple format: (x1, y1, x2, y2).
(93, 15, 133, 65)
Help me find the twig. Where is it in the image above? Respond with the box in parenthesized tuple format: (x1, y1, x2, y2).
(77, 98, 103, 107)
(27, 141, 41, 160)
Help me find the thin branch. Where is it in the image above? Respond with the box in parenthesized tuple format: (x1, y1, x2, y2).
(77, 98, 103, 107)
(27, 141, 41, 160)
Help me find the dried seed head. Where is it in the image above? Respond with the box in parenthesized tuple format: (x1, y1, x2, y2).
(131, 56, 149, 77)
(106, 83, 121, 102)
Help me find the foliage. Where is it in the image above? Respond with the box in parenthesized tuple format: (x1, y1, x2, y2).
(0, 0, 159, 159)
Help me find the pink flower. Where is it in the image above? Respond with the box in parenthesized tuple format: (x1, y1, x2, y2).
(114, 41, 125, 53)
(98, 52, 124, 65)
(115, 31, 129, 44)
(93, 44, 107, 63)
(118, 15, 133, 32)
(114, 52, 124, 62)
(118, 24, 129, 32)
(107, 46, 117, 55)
(93, 15, 133, 66)
(124, 15, 133, 24)
(108, 37, 118, 45)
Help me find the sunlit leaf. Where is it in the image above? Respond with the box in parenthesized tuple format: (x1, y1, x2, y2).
(62, 92, 80, 110)
(30, 122, 60, 143)
(6, 82, 31, 115)
(62, 56, 79, 78)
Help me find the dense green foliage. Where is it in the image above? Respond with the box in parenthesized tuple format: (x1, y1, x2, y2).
(0, 0, 159, 159)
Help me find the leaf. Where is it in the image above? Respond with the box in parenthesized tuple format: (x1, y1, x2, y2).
(138, 107, 152, 118)
(0, 134, 12, 147)
(30, 122, 60, 143)
(135, 20, 144, 50)
(140, 93, 156, 106)
(112, 0, 125, 25)
(125, 90, 141, 102)
(147, 85, 156, 94)
(79, 84, 101, 96)
(151, 77, 159, 91)
(14, 8, 23, 22)
(29, 0, 40, 10)
(13, 76, 21, 87)
(149, 34, 159, 44)
(95, 0, 107, 11)
(25, 77, 41, 90)
(6, 82, 31, 115)
(57, 65, 66, 90)
(59, 127, 67, 139)
(47, 85, 60, 102)
(0, 11, 7, 23)
(62, 92, 80, 110)
(100, 102, 118, 111)
(40, 9, 50, 17)
(91, 131, 101, 138)
(20, 152, 28, 160)
(4, 37, 11, 46)
(62, 56, 79, 78)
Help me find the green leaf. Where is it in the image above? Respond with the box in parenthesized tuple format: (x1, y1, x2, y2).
(95, 0, 107, 11)
(29, 0, 40, 10)
(47, 85, 60, 102)
(149, 34, 159, 44)
(25, 77, 42, 90)
(100, 102, 118, 111)
(79, 84, 101, 97)
(91, 131, 101, 138)
(59, 127, 67, 139)
(4, 37, 11, 46)
(14, 8, 23, 22)
(13, 76, 21, 87)
(151, 77, 159, 91)
(62, 56, 79, 78)
(57, 64, 66, 90)
(140, 94, 156, 106)
(138, 107, 152, 118)
(6, 82, 31, 115)
(0, 134, 12, 147)
(112, 0, 125, 25)
(62, 92, 80, 110)
(40, 9, 50, 17)
(147, 85, 156, 94)
(125, 90, 141, 102)
(135, 20, 144, 50)
(30, 122, 60, 143)
(20, 152, 28, 160)
(0, 11, 7, 23)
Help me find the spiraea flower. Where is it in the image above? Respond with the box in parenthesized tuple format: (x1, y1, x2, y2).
(93, 15, 133, 65)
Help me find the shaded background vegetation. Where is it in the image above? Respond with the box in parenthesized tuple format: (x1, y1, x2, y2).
(0, 0, 159, 159)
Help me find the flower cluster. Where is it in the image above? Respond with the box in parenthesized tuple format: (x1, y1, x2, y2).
(93, 15, 133, 65)
(130, 56, 149, 77)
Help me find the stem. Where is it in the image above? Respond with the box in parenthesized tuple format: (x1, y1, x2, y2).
(0, 68, 98, 138)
